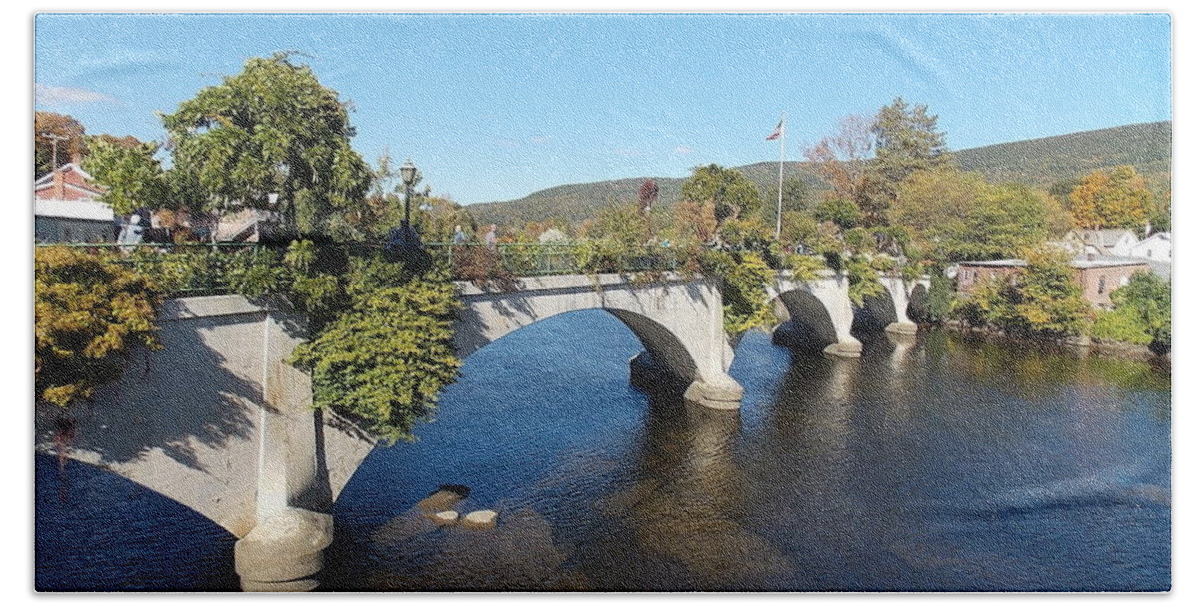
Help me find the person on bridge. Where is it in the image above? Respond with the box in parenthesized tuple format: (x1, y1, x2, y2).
(485, 225, 497, 250)
(452, 225, 468, 244)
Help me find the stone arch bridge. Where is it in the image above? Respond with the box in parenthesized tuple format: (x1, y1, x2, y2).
(35, 270, 927, 591)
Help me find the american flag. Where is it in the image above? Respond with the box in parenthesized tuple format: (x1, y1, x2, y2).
(766, 119, 783, 141)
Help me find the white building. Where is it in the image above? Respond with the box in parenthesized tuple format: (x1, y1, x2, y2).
(1130, 232, 1171, 263)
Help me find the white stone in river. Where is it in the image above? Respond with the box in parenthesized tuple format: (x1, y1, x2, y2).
(431, 510, 459, 525)
(462, 510, 498, 530)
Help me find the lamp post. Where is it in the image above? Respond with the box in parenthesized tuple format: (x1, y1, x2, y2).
(400, 158, 418, 240)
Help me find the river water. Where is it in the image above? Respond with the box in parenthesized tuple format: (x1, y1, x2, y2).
(35, 311, 1171, 592)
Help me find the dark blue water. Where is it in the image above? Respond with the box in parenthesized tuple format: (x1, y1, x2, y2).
(35, 310, 1171, 591)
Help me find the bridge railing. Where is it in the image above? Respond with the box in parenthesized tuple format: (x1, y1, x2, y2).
(35, 242, 266, 297)
(425, 241, 680, 279)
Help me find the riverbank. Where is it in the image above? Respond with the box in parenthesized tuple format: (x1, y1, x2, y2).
(939, 320, 1170, 367)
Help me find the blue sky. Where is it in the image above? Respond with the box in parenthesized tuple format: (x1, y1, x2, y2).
(34, 12, 1171, 204)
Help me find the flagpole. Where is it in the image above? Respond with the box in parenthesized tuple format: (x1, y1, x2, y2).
(775, 111, 786, 240)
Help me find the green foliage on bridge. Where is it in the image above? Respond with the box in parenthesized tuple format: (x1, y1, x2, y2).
(35, 247, 162, 410)
(289, 257, 461, 444)
(35, 241, 463, 444)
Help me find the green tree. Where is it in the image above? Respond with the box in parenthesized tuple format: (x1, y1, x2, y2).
(763, 176, 811, 219)
(35, 112, 88, 178)
(681, 164, 763, 222)
(162, 53, 372, 239)
(862, 98, 951, 224)
(814, 197, 861, 230)
(81, 135, 171, 215)
(1107, 272, 1171, 353)
(1149, 190, 1171, 233)
(780, 210, 819, 250)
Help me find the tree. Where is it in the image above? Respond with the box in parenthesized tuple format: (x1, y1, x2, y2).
(780, 210, 819, 250)
(162, 53, 372, 239)
(956, 247, 1090, 338)
(804, 114, 873, 206)
(1108, 272, 1171, 353)
(764, 176, 810, 218)
(813, 197, 861, 230)
(637, 179, 660, 213)
(890, 167, 1069, 262)
(81, 135, 171, 216)
(35, 247, 161, 410)
(670, 199, 718, 246)
(35, 112, 87, 178)
(681, 164, 763, 222)
(862, 98, 951, 224)
(1068, 165, 1153, 230)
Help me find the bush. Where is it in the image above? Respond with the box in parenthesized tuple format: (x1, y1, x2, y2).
(289, 263, 461, 444)
(35, 247, 161, 409)
(1100, 272, 1170, 353)
(953, 248, 1090, 338)
(1090, 307, 1152, 345)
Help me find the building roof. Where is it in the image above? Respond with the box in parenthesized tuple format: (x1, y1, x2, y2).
(34, 163, 94, 186)
(1133, 232, 1171, 247)
(34, 163, 106, 201)
(1067, 228, 1138, 249)
(959, 256, 1151, 270)
(34, 198, 114, 222)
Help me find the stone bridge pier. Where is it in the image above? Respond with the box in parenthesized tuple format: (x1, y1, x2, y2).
(34, 296, 378, 592)
(765, 272, 930, 357)
(453, 273, 744, 409)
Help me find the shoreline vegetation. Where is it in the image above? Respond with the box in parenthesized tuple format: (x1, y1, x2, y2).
(939, 320, 1170, 367)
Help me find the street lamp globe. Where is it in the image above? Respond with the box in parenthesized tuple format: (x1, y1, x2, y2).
(400, 158, 418, 187)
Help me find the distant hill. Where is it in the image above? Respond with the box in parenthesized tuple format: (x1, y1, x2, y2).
(954, 121, 1171, 190)
(467, 120, 1171, 228)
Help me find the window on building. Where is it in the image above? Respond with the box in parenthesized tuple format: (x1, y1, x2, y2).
(1098, 276, 1106, 295)
(1148, 249, 1152, 257)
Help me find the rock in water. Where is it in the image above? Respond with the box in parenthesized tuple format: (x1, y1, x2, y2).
(461, 510, 498, 530)
(417, 488, 467, 513)
(431, 510, 459, 526)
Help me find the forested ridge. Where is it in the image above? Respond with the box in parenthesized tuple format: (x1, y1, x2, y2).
(469, 120, 1170, 227)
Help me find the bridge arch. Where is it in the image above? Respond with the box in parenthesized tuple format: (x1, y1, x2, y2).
(453, 273, 743, 410)
(765, 273, 862, 357)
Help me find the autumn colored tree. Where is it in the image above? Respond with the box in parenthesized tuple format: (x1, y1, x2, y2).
(35, 112, 87, 178)
(804, 114, 873, 206)
(671, 199, 718, 245)
(162, 53, 372, 239)
(637, 179, 660, 213)
(35, 247, 161, 410)
(1067, 165, 1153, 230)
(890, 167, 1069, 261)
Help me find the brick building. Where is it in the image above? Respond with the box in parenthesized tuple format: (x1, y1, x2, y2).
(957, 257, 1152, 308)
(34, 163, 115, 243)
